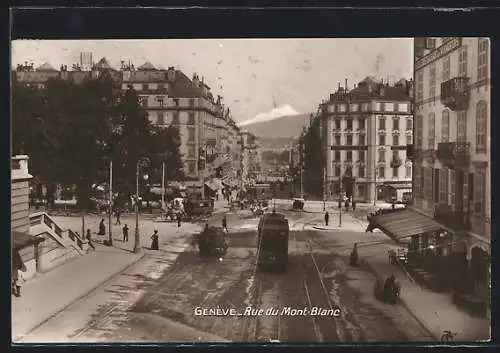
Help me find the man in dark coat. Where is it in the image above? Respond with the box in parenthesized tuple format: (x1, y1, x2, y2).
(98, 218, 106, 235)
(324, 211, 330, 226)
(384, 275, 396, 303)
(122, 224, 129, 242)
(222, 216, 228, 232)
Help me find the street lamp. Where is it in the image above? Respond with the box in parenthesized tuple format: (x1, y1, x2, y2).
(134, 157, 150, 253)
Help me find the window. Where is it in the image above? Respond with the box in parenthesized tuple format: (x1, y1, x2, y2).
(187, 145, 196, 158)
(379, 117, 386, 130)
(406, 118, 412, 131)
(416, 70, 424, 103)
(414, 165, 422, 198)
(174, 98, 179, 106)
(406, 135, 412, 145)
(346, 134, 353, 146)
(392, 167, 398, 178)
(187, 127, 196, 141)
(441, 110, 450, 142)
(458, 45, 468, 77)
(392, 150, 400, 160)
(378, 167, 385, 178)
(394, 103, 399, 112)
(442, 55, 450, 81)
(478, 38, 489, 81)
(335, 135, 341, 145)
(406, 165, 412, 178)
(429, 63, 436, 100)
(393, 135, 399, 146)
(346, 119, 353, 130)
(156, 96, 165, 107)
(433, 169, 440, 203)
(358, 151, 365, 161)
(335, 119, 341, 130)
(457, 111, 467, 142)
(187, 112, 196, 125)
(476, 101, 487, 152)
(156, 111, 165, 125)
(358, 118, 366, 130)
(416, 115, 424, 148)
(345, 166, 353, 177)
(335, 166, 341, 177)
(428, 113, 436, 149)
(393, 117, 400, 130)
(439, 169, 448, 203)
(187, 161, 196, 174)
(474, 170, 486, 215)
(172, 112, 180, 126)
(359, 134, 366, 145)
(157, 84, 165, 91)
(142, 84, 149, 91)
(189, 98, 195, 107)
(380, 102, 385, 112)
(378, 150, 385, 162)
(346, 151, 352, 161)
(358, 167, 365, 178)
(424, 168, 433, 201)
(379, 134, 386, 146)
(335, 151, 341, 161)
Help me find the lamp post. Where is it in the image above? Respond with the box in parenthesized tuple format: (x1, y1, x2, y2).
(373, 166, 378, 206)
(108, 160, 113, 246)
(134, 157, 150, 253)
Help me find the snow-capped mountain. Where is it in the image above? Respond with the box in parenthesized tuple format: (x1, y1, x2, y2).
(238, 105, 300, 127)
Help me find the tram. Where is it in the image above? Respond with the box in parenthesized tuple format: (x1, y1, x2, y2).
(256, 210, 290, 272)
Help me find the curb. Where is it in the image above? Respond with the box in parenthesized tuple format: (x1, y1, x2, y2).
(360, 258, 438, 341)
(14, 251, 147, 342)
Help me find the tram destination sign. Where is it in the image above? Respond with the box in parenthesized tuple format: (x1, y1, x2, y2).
(415, 37, 461, 71)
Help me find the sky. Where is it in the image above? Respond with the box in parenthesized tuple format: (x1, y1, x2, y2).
(11, 38, 413, 123)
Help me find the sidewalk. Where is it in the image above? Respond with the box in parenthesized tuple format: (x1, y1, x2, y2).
(311, 212, 490, 341)
(12, 244, 144, 340)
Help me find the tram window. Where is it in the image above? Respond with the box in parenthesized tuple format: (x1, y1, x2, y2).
(261, 231, 288, 249)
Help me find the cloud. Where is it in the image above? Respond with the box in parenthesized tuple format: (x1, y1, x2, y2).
(238, 104, 300, 126)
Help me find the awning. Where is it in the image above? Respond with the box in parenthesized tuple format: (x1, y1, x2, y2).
(12, 230, 44, 250)
(372, 209, 444, 242)
(383, 183, 412, 189)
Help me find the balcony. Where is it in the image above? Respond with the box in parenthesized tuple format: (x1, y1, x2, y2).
(440, 77, 470, 111)
(437, 142, 471, 168)
(434, 204, 471, 233)
(390, 157, 403, 168)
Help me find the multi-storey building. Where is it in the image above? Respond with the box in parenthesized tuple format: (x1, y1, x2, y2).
(14, 56, 241, 191)
(316, 76, 413, 203)
(240, 130, 261, 184)
(412, 37, 490, 311)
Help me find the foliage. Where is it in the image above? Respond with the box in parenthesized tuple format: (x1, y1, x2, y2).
(12, 72, 184, 208)
(300, 120, 325, 199)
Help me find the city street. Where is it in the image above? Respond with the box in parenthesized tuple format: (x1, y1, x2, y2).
(18, 208, 436, 343)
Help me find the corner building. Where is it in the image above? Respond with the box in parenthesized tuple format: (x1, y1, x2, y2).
(413, 37, 490, 308)
(320, 77, 413, 203)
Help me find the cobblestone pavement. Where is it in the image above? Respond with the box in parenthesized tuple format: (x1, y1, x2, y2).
(19, 210, 436, 343)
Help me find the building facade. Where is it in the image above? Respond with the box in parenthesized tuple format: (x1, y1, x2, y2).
(316, 77, 413, 203)
(411, 37, 490, 311)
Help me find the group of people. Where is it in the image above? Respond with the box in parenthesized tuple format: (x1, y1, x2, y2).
(338, 196, 356, 212)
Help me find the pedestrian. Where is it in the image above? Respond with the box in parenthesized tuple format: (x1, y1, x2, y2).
(349, 242, 359, 267)
(86, 229, 96, 250)
(12, 249, 27, 297)
(150, 230, 159, 250)
(122, 224, 129, 242)
(222, 215, 228, 232)
(345, 198, 350, 212)
(177, 212, 182, 227)
(115, 208, 121, 225)
(324, 211, 329, 226)
(98, 218, 106, 236)
(338, 199, 342, 210)
(352, 199, 356, 211)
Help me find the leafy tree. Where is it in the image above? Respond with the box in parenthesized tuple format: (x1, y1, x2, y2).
(301, 120, 325, 199)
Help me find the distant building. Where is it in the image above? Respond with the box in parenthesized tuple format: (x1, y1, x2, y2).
(314, 76, 414, 202)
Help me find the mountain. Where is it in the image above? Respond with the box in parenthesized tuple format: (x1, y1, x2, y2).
(238, 105, 300, 127)
(241, 113, 312, 139)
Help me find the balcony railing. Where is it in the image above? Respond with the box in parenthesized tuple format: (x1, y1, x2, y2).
(440, 77, 470, 111)
(434, 205, 471, 232)
(390, 158, 403, 168)
(437, 142, 471, 168)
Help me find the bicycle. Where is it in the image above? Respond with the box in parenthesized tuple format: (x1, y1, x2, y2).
(441, 330, 457, 342)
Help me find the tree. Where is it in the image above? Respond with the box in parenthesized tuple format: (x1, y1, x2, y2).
(302, 120, 325, 199)
(149, 125, 185, 183)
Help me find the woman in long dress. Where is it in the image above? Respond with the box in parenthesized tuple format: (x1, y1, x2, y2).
(150, 230, 159, 250)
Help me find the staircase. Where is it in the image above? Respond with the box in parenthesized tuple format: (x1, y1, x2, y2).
(29, 212, 90, 257)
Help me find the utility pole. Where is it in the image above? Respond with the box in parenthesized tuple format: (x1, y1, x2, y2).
(134, 161, 140, 253)
(323, 166, 326, 211)
(339, 180, 343, 227)
(373, 166, 378, 206)
(108, 160, 113, 246)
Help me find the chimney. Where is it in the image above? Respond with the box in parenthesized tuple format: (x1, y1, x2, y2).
(345, 78, 348, 91)
(167, 66, 176, 82)
(192, 73, 200, 86)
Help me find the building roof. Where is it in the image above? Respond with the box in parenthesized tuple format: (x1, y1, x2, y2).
(329, 79, 410, 102)
(36, 62, 57, 72)
(168, 70, 205, 98)
(138, 61, 157, 70)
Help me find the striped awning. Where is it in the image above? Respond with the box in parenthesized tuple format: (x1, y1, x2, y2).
(372, 209, 444, 241)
